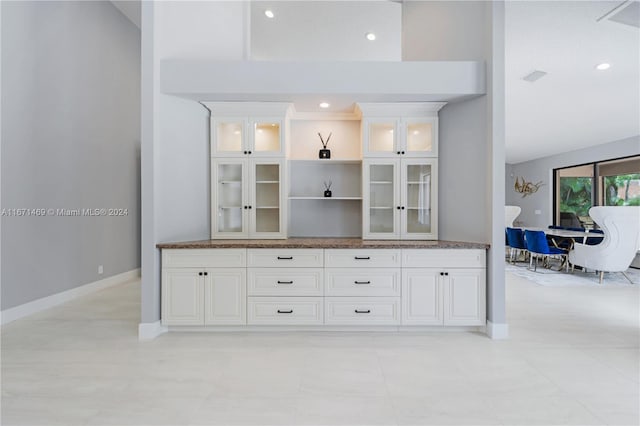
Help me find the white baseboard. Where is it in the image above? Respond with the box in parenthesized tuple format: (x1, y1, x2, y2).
(138, 320, 167, 340)
(486, 320, 509, 339)
(1, 268, 140, 326)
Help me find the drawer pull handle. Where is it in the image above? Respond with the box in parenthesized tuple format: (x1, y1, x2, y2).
(277, 309, 293, 314)
(277, 256, 293, 260)
(354, 281, 371, 285)
(354, 256, 370, 260)
(355, 309, 371, 314)
(277, 280, 294, 284)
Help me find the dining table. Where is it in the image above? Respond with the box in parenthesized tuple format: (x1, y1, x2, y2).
(524, 227, 604, 245)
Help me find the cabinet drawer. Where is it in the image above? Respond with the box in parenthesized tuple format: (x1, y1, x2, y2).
(324, 297, 400, 325)
(402, 249, 486, 268)
(247, 249, 324, 268)
(325, 269, 400, 296)
(247, 297, 323, 325)
(324, 249, 400, 268)
(248, 268, 323, 296)
(162, 249, 246, 268)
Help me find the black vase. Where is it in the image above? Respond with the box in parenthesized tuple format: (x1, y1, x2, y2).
(319, 149, 331, 159)
(324, 190, 332, 198)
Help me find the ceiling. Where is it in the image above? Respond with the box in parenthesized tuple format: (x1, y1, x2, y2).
(505, 1, 640, 164)
(111, 1, 639, 164)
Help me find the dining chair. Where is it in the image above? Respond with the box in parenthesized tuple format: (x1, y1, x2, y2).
(524, 230, 569, 272)
(569, 206, 640, 284)
(506, 227, 527, 264)
(585, 229, 604, 246)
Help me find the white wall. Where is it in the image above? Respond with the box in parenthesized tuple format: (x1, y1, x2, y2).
(141, 1, 245, 323)
(506, 135, 640, 228)
(1, 1, 141, 310)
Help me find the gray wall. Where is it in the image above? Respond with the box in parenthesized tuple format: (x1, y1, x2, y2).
(506, 135, 640, 228)
(1, 1, 141, 310)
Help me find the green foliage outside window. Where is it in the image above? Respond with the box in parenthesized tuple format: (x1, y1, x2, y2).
(559, 177, 592, 216)
(604, 174, 640, 206)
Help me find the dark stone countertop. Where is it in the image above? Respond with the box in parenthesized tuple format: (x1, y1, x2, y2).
(157, 238, 489, 250)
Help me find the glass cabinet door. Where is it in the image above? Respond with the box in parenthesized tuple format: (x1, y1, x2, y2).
(364, 160, 399, 239)
(251, 120, 282, 156)
(364, 120, 398, 157)
(212, 159, 246, 237)
(403, 118, 437, 157)
(250, 161, 283, 237)
(212, 118, 245, 156)
(402, 160, 438, 239)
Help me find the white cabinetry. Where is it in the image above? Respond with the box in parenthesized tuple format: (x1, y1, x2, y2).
(212, 158, 285, 239)
(247, 249, 325, 325)
(160, 247, 487, 329)
(161, 249, 247, 326)
(324, 249, 401, 325)
(363, 159, 438, 239)
(401, 249, 486, 326)
(362, 117, 438, 158)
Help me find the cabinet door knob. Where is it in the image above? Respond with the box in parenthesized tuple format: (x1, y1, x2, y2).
(204, 272, 208, 276)
(244, 206, 248, 209)
(243, 151, 247, 154)
(396, 151, 401, 155)
(355, 309, 371, 314)
(397, 206, 401, 210)
(248, 205, 252, 209)
(401, 151, 405, 155)
(248, 151, 252, 154)
(440, 272, 444, 276)
(198, 272, 203, 276)
(401, 206, 405, 210)
(445, 272, 449, 276)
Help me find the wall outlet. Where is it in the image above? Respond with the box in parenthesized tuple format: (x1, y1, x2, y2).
(98, 265, 104, 275)
(534, 209, 542, 215)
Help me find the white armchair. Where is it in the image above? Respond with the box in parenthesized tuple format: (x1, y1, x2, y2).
(505, 205, 522, 228)
(569, 206, 640, 284)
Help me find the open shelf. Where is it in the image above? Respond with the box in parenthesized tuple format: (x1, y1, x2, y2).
(288, 159, 362, 165)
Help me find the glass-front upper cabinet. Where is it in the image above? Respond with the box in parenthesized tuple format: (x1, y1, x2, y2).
(401, 159, 438, 239)
(363, 118, 438, 158)
(212, 159, 247, 238)
(212, 118, 284, 157)
(211, 158, 285, 239)
(250, 161, 285, 238)
(363, 160, 400, 239)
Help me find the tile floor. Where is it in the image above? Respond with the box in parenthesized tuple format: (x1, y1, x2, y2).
(1, 268, 638, 425)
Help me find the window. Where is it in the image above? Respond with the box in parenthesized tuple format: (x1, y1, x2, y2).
(554, 155, 639, 228)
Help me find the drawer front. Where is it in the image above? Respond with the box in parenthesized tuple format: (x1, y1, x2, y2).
(324, 249, 401, 268)
(247, 249, 324, 268)
(325, 269, 400, 297)
(248, 268, 323, 296)
(162, 249, 246, 268)
(324, 297, 400, 325)
(402, 249, 486, 268)
(247, 297, 323, 325)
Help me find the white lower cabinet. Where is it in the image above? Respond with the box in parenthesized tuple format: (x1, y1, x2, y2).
(161, 247, 486, 329)
(247, 297, 323, 324)
(401, 267, 486, 326)
(162, 268, 205, 326)
(204, 268, 247, 325)
(325, 297, 400, 325)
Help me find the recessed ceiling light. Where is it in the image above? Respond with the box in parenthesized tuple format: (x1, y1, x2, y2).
(412, 130, 420, 135)
(319, 102, 330, 109)
(233, 130, 240, 135)
(264, 10, 274, 18)
(595, 63, 611, 70)
(365, 32, 376, 41)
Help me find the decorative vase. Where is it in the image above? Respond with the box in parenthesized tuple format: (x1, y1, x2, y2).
(319, 149, 331, 159)
(324, 190, 332, 198)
